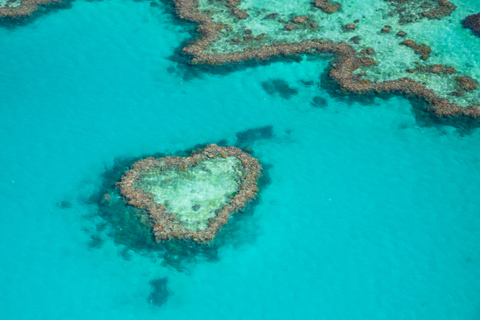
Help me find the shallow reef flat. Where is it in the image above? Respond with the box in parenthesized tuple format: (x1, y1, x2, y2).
(175, 0, 480, 117)
(118, 144, 262, 244)
(0, 0, 63, 17)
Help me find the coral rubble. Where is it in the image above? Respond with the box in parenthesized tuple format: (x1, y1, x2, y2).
(118, 144, 262, 244)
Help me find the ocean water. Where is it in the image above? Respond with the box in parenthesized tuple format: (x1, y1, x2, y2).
(1, 0, 480, 319)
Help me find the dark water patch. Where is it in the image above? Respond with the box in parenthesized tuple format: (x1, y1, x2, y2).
(148, 277, 170, 307)
(299, 80, 315, 87)
(261, 79, 298, 99)
(0, 0, 74, 29)
(119, 247, 133, 260)
(78, 143, 271, 272)
(215, 139, 229, 146)
(87, 234, 104, 250)
(310, 96, 328, 108)
(166, 66, 176, 74)
(56, 200, 72, 209)
(235, 125, 274, 148)
(241, 147, 254, 155)
(96, 221, 108, 232)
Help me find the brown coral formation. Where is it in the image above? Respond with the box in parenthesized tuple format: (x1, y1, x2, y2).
(232, 8, 249, 19)
(292, 16, 309, 24)
(400, 39, 431, 60)
(386, 0, 456, 24)
(456, 77, 478, 91)
(462, 13, 480, 37)
(415, 64, 456, 74)
(0, 0, 63, 18)
(343, 23, 357, 31)
(313, 0, 341, 14)
(173, 0, 479, 118)
(421, 0, 455, 19)
(117, 144, 262, 244)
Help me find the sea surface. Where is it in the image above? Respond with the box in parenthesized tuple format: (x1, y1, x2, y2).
(1, 0, 480, 319)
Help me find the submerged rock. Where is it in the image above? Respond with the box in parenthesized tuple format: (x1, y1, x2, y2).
(400, 40, 432, 60)
(265, 13, 279, 19)
(232, 8, 249, 19)
(292, 16, 309, 24)
(313, 0, 341, 14)
(462, 13, 480, 37)
(343, 23, 357, 31)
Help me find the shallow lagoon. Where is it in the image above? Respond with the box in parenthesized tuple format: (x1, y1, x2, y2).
(0, 0, 480, 319)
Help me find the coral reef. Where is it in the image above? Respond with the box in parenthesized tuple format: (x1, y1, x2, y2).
(172, 0, 479, 118)
(463, 13, 480, 37)
(118, 144, 262, 244)
(0, 0, 63, 18)
(400, 39, 432, 61)
(456, 77, 478, 91)
(313, 0, 341, 14)
(4, 0, 478, 118)
(386, 0, 456, 24)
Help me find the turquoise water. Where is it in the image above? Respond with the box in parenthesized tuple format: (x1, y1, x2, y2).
(1, 0, 480, 319)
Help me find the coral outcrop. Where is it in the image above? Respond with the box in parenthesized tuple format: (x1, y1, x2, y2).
(313, 0, 341, 14)
(456, 77, 478, 91)
(400, 40, 432, 61)
(462, 13, 480, 37)
(118, 144, 262, 244)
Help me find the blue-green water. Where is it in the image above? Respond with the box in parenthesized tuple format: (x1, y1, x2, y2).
(1, 0, 480, 319)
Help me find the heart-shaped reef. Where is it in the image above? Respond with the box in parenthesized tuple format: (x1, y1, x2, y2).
(118, 144, 262, 243)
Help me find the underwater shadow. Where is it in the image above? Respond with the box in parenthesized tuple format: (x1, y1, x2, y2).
(148, 277, 171, 307)
(261, 79, 299, 100)
(235, 125, 274, 149)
